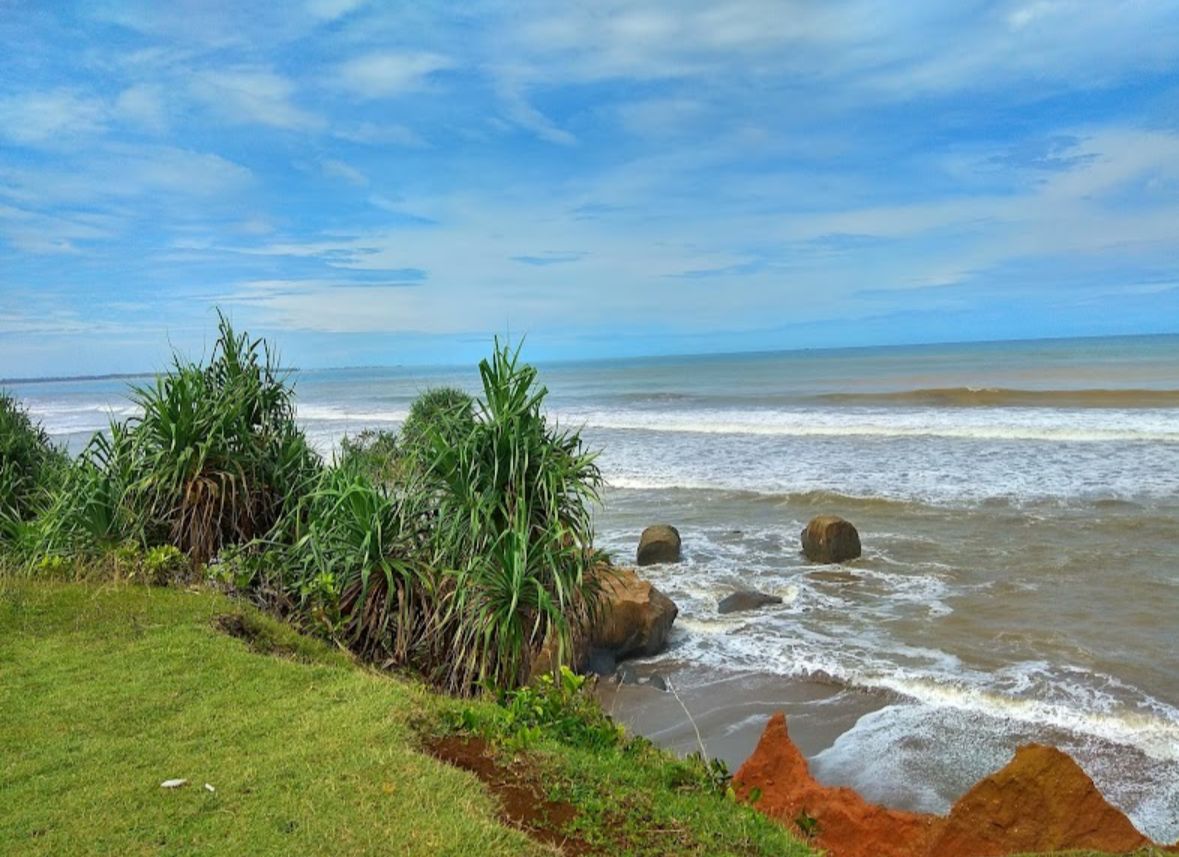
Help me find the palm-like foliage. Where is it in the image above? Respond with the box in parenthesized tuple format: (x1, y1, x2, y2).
(33, 423, 140, 554)
(270, 462, 436, 664)
(0, 392, 65, 531)
(426, 341, 603, 693)
(123, 315, 319, 563)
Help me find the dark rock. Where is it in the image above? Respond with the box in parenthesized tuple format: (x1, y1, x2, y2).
(636, 524, 682, 565)
(615, 663, 639, 685)
(645, 673, 668, 692)
(585, 648, 617, 676)
(801, 515, 862, 563)
(717, 590, 784, 615)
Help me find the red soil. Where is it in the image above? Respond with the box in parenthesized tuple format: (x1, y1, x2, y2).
(733, 712, 1167, 857)
(426, 735, 590, 855)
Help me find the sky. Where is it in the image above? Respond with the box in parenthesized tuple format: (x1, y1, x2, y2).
(2, 1, 1179, 376)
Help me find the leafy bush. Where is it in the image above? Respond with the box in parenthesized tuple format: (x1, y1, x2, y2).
(32, 314, 320, 565)
(401, 386, 474, 452)
(338, 428, 404, 485)
(33, 424, 140, 556)
(0, 392, 65, 530)
(267, 461, 435, 650)
(122, 314, 320, 562)
(444, 666, 623, 752)
(426, 341, 602, 693)
(339, 388, 473, 487)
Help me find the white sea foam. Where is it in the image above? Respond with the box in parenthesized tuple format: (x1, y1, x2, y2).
(560, 406, 1179, 443)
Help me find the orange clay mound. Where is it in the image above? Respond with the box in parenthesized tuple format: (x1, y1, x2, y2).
(732, 712, 1164, 857)
(930, 743, 1150, 857)
(731, 713, 940, 857)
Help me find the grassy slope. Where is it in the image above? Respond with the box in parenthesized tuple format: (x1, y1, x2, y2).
(0, 581, 810, 857)
(0, 581, 536, 857)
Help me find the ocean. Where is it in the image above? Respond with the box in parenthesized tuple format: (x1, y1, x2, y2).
(7, 333, 1179, 840)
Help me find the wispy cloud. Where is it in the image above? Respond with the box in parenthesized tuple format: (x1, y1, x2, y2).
(2, 1, 1179, 373)
(334, 52, 452, 98)
(0, 90, 108, 146)
(190, 69, 322, 130)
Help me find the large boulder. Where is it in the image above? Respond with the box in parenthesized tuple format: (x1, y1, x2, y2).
(800, 515, 861, 563)
(636, 524, 681, 566)
(592, 567, 678, 660)
(717, 590, 783, 615)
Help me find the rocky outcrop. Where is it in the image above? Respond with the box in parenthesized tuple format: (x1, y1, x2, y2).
(800, 515, 861, 563)
(636, 524, 682, 565)
(732, 712, 1163, 857)
(529, 566, 677, 682)
(929, 744, 1152, 857)
(592, 567, 678, 660)
(733, 713, 937, 857)
(717, 590, 783, 614)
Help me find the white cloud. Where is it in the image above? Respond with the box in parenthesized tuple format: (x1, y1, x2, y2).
(190, 69, 322, 130)
(114, 84, 168, 132)
(496, 85, 577, 145)
(321, 158, 368, 187)
(0, 90, 107, 145)
(334, 52, 452, 98)
(333, 122, 426, 147)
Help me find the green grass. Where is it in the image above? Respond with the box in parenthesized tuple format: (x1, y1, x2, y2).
(0, 580, 537, 857)
(0, 580, 814, 856)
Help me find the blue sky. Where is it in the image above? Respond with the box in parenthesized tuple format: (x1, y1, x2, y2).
(2, 1, 1178, 375)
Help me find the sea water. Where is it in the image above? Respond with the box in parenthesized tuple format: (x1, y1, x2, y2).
(8, 334, 1179, 840)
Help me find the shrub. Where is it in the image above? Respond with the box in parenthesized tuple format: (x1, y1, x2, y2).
(267, 461, 435, 649)
(0, 392, 65, 530)
(401, 387, 474, 453)
(33, 423, 141, 557)
(338, 388, 473, 487)
(122, 314, 320, 563)
(426, 340, 602, 694)
(338, 428, 404, 486)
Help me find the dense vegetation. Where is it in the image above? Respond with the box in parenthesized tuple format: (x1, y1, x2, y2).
(0, 317, 599, 696)
(0, 393, 65, 534)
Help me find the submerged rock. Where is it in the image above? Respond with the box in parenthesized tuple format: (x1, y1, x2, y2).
(642, 673, 668, 692)
(636, 524, 682, 565)
(717, 590, 783, 614)
(733, 712, 1161, 857)
(800, 515, 861, 563)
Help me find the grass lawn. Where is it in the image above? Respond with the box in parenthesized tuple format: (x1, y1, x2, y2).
(0, 580, 811, 856)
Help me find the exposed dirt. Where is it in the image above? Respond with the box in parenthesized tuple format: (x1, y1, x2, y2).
(733, 712, 1171, 857)
(425, 735, 590, 855)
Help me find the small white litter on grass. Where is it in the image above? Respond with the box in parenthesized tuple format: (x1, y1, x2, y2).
(204, 783, 215, 793)
(160, 779, 188, 789)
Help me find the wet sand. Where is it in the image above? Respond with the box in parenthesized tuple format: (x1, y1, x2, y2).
(596, 661, 888, 772)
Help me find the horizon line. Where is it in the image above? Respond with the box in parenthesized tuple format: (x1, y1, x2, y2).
(2, 329, 1176, 387)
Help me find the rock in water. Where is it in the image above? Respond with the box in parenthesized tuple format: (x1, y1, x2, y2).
(593, 567, 678, 659)
(800, 515, 861, 563)
(929, 743, 1152, 857)
(717, 590, 783, 614)
(636, 524, 682, 565)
